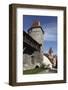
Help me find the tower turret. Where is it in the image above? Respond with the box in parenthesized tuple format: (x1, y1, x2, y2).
(28, 20, 44, 45)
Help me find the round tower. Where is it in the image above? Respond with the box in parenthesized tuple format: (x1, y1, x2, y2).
(28, 20, 44, 45)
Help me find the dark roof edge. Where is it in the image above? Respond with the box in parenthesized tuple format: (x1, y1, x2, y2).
(28, 26, 44, 34)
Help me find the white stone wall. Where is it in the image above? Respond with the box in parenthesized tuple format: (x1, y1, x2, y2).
(29, 28, 44, 44)
(32, 51, 43, 64)
(43, 55, 52, 69)
(23, 54, 35, 70)
(23, 27, 44, 70)
(23, 51, 43, 70)
(23, 54, 32, 65)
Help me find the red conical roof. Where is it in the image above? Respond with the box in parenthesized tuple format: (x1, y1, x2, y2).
(32, 20, 40, 27)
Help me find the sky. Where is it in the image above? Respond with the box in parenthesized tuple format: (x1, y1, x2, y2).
(23, 15, 57, 55)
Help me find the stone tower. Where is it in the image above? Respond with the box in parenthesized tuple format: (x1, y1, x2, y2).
(28, 20, 44, 67)
(23, 20, 44, 71)
(28, 20, 44, 45)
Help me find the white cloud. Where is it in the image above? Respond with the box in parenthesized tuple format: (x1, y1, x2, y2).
(42, 22, 57, 41)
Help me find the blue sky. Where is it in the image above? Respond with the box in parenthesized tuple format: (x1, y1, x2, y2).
(23, 15, 57, 55)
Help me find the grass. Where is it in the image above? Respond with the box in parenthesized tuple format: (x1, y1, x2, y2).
(23, 67, 46, 75)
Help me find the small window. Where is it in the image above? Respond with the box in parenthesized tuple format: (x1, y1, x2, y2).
(31, 56, 35, 64)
